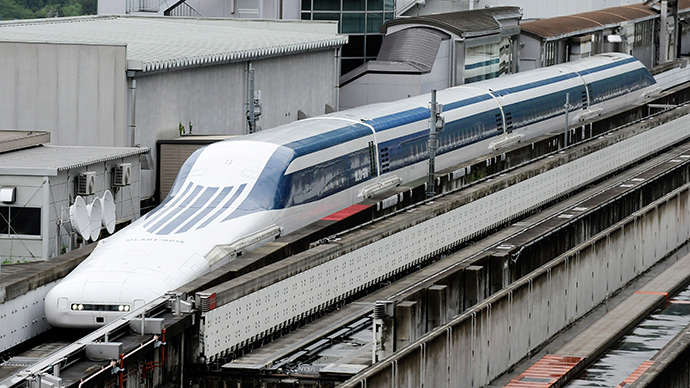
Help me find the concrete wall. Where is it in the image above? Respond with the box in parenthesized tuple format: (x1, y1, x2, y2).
(135, 49, 337, 197)
(635, 319, 690, 387)
(0, 42, 128, 148)
(341, 182, 690, 388)
(0, 281, 55, 353)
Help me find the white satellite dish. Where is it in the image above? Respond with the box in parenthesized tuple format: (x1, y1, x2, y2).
(101, 190, 116, 234)
(69, 196, 91, 240)
(87, 197, 103, 242)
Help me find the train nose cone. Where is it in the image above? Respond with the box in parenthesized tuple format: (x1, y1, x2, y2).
(45, 280, 84, 328)
(45, 271, 171, 329)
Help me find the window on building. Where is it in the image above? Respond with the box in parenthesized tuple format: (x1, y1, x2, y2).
(301, 0, 395, 75)
(464, 36, 512, 84)
(634, 20, 653, 49)
(544, 41, 557, 67)
(0, 206, 41, 236)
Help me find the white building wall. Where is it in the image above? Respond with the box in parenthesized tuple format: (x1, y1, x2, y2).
(0, 175, 44, 263)
(98, 0, 126, 14)
(135, 49, 336, 198)
(339, 38, 452, 109)
(254, 51, 338, 123)
(0, 154, 141, 262)
(340, 73, 422, 110)
(0, 42, 128, 148)
(519, 35, 543, 71)
(48, 157, 142, 260)
(420, 39, 451, 94)
(400, 0, 643, 19)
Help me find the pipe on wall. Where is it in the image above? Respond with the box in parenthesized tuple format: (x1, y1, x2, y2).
(127, 71, 137, 147)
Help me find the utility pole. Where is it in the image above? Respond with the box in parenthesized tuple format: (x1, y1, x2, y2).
(564, 92, 570, 148)
(427, 90, 444, 198)
(246, 63, 262, 133)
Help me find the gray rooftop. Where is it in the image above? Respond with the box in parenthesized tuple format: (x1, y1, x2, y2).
(0, 144, 150, 176)
(0, 15, 347, 73)
(382, 6, 522, 37)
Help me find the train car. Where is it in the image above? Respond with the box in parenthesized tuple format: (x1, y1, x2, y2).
(45, 53, 657, 328)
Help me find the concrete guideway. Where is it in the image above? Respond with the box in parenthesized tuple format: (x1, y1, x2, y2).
(339, 167, 690, 386)
(198, 99, 690, 358)
(201, 98, 690, 363)
(218, 125, 690, 384)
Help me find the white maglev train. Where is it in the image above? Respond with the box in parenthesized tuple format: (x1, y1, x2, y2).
(46, 53, 658, 328)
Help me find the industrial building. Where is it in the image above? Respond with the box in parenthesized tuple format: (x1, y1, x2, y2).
(0, 15, 347, 200)
(338, 7, 522, 109)
(101, 0, 647, 78)
(519, 1, 690, 71)
(0, 131, 148, 262)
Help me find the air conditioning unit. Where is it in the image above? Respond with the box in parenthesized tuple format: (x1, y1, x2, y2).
(77, 172, 96, 196)
(113, 163, 132, 187)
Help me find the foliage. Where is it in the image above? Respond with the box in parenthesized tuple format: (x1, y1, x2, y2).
(0, 0, 35, 19)
(0, 0, 95, 20)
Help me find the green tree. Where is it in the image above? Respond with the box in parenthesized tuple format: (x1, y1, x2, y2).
(1, 0, 95, 20)
(0, 0, 35, 19)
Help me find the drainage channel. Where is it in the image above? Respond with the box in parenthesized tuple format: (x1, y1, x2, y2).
(566, 288, 690, 388)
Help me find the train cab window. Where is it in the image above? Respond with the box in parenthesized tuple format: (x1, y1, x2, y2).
(0, 206, 41, 236)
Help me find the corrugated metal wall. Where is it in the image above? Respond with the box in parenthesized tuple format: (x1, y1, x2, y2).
(0, 42, 128, 148)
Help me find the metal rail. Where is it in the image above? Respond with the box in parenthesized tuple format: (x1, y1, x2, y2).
(0, 296, 170, 388)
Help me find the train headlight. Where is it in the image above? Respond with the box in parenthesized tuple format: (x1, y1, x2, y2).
(71, 304, 78, 310)
(118, 305, 124, 312)
(78, 304, 84, 310)
(124, 305, 130, 312)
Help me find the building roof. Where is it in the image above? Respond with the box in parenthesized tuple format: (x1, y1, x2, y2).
(376, 28, 446, 72)
(0, 130, 50, 154)
(339, 60, 422, 86)
(382, 6, 522, 37)
(520, 3, 670, 40)
(0, 145, 150, 176)
(0, 15, 347, 73)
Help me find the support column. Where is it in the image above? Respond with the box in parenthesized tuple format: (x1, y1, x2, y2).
(427, 285, 447, 331)
(464, 265, 486, 308)
(395, 301, 418, 350)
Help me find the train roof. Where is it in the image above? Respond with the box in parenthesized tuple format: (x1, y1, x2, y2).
(219, 53, 645, 160)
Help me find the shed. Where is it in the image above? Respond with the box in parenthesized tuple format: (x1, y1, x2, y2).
(0, 130, 149, 262)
